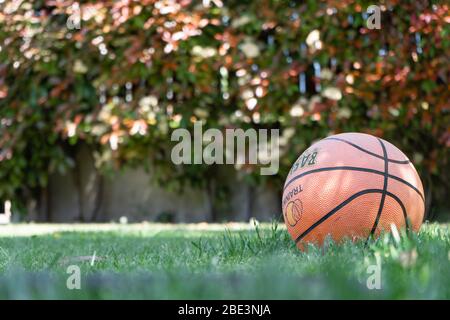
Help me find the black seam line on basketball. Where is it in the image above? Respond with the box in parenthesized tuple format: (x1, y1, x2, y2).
(385, 191, 410, 231)
(323, 137, 410, 164)
(283, 166, 424, 202)
(369, 139, 389, 238)
(295, 188, 380, 243)
(295, 189, 408, 244)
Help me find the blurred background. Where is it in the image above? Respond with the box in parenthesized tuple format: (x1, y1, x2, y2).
(0, 0, 448, 223)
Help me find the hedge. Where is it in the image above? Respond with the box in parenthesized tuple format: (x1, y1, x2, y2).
(0, 0, 449, 219)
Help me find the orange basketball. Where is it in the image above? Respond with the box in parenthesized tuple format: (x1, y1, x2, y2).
(282, 132, 425, 250)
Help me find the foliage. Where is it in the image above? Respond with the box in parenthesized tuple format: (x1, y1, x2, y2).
(0, 1, 449, 216)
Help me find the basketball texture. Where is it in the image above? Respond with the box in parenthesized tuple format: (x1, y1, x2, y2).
(282, 132, 425, 249)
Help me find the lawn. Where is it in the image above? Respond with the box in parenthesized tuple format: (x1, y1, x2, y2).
(0, 222, 448, 299)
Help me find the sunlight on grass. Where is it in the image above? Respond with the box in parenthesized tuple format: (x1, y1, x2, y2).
(0, 222, 268, 237)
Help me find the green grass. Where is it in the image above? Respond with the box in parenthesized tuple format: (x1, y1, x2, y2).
(0, 222, 449, 299)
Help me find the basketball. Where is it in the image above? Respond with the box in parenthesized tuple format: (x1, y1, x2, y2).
(282, 132, 425, 249)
